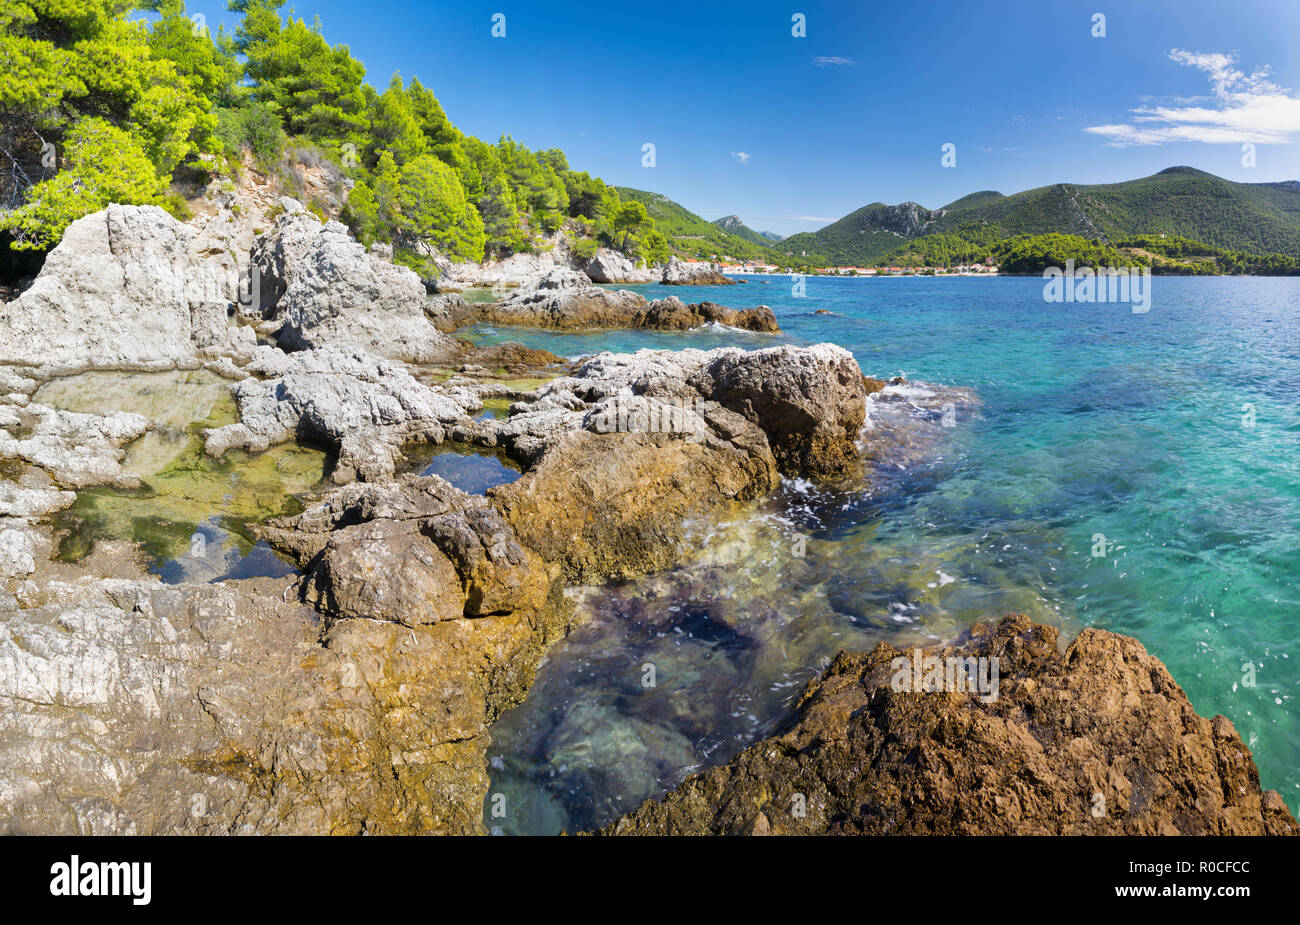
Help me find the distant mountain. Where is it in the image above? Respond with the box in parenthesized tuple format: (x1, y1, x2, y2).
(711, 214, 784, 246)
(614, 188, 774, 260)
(776, 167, 1300, 265)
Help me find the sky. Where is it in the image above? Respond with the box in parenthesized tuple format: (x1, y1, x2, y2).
(181, 0, 1300, 237)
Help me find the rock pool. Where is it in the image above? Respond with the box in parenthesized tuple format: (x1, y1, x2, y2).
(38, 369, 327, 582)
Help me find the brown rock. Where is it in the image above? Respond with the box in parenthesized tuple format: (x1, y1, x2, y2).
(304, 519, 465, 625)
(493, 427, 778, 582)
(600, 614, 1299, 836)
(692, 344, 868, 477)
(636, 298, 779, 333)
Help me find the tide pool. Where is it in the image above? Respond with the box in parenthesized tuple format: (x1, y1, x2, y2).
(38, 369, 326, 583)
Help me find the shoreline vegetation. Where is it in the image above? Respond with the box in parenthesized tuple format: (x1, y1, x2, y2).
(708, 229, 1300, 278)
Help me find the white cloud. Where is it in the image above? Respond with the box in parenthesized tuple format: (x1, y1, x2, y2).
(1085, 49, 1300, 146)
(812, 56, 854, 68)
(786, 215, 836, 223)
(731, 151, 751, 165)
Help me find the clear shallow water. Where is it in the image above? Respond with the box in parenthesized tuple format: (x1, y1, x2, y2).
(477, 275, 1300, 834)
(404, 443, 522, 494)
(37, 369, 326, 583)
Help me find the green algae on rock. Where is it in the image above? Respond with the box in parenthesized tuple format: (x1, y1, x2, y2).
(52, 441, 325, 577)
(38, 369, 326, 577)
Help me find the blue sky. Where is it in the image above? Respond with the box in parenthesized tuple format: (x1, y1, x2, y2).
(181, 0, 1300, 236)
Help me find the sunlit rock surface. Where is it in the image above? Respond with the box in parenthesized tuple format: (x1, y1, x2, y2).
(0, 205, 253, 373)
(250, 210, 461, 364)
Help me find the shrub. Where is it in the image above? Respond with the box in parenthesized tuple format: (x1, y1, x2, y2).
(214, 99, 285, 164)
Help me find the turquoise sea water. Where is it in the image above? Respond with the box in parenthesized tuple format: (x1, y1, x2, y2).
(470, 275, 1300, 833)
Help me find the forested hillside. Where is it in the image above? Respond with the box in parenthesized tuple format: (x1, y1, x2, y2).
(776, 167, 1300, 268)
(614, 188, 772, 261)
(3, 4, 1296, 281)
(712, 214, 782, 247)
(0, 0, 670, 280)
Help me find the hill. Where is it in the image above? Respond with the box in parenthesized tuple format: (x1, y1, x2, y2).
(614, 188, 774, 260)
(775, 167, 1300, 266)
(712, 215, 784, 246)
(778, 201, 946, 265)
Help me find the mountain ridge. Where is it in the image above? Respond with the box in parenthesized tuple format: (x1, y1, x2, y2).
(613, 188, 773, 261)
(776, 167, 1300, 264)
(712, 214, 785, 245)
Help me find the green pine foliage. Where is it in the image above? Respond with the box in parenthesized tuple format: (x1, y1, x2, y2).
(1, 118, 168, 249)
(0, 0, 668, 269)
(992, 234, 1131, 275)
(1, 0, 222, 248)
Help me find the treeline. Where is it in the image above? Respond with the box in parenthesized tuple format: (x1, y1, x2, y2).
(1113, 234, 1300, 275)
(1, 0, 230, 250)
(991, 234, 1132, 275)
(0, 0, 670, 273)
(614, 188, 774, 263)
(884, 229, 1300, 276)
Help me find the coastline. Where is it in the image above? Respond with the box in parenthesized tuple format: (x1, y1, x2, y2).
(0, 203, 1294, 836)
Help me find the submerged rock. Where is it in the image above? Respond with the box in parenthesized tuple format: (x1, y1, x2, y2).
(4, 322, 1286, 840)
(0, 337, 876, 836)
(600, 614, 1300, 836)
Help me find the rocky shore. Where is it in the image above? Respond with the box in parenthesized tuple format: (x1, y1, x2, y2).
(0, 198, 1293, 837)
(439, 268, 778, 333)
(435, 245, 732, 290)
(0, 201, 868, 833)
